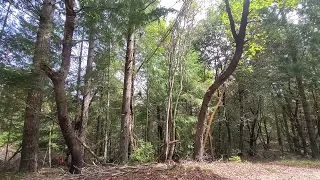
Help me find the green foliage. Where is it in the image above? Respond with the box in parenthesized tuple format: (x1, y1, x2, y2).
(228, 155, 241, 162)
(0, 65, 33, 88)
(129, 140, 155, 164)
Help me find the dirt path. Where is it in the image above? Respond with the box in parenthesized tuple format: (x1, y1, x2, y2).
(184, 162, 320, 180)
(20, 161, 320, 180)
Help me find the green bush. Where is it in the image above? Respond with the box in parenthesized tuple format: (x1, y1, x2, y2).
(228, 155, 241, 162)
(129, 140, 155, 164)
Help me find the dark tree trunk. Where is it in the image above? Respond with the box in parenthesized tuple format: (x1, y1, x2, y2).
(225, 115, 232, 157)
(273, 104, 283, 154)
(238, 88, 244, 154)
(263, 117, 270, 148)
(120, 28, 135, 163)
(95, 116, 102, 155)
(296, 76, 320, 158)
(40, 0, 82, 174)
(216, 121, 222, 157)
(285, 83, 307, 154)
(248, 116, 257, 156)
(311, 89, 320, 138)
(52, 80, 83, 174)
(281, 106, 294, 152)
(193, 0, 250, 160)
(157, 106, 163, 156)
(19, 0, 54, 173)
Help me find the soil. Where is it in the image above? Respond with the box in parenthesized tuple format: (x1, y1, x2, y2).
(16, 161, 320, 180)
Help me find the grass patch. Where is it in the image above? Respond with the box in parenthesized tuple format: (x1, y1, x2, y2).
(0, 172, 26, 180)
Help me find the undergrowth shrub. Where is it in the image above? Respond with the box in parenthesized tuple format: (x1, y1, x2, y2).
(129, 140, 155, 164)
(228, 155, 241, 162)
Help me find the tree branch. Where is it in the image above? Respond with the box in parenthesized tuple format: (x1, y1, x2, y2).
(224, 0, 237, 40)
(40, 62, 56, 79)
(238, 0, 250, 43)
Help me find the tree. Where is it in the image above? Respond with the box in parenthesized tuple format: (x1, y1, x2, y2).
(193, 0, 250, 161)
(40, 0, 83, 174)
(19, 0, 54, 172)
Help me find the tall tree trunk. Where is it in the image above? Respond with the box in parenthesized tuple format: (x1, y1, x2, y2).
(145, 60, 150, 142)
(263, 119, 270, 148)
(48, 123, 53, 167)
(248, 114, 257, 156)
(41, 0, 82, 174)
(157, 106, 163, 156)
(104, 40, 111, 160)
(311, 89, 320, 138)
(5, 117, 12, 162)
(129, 43, 136, 156)
(281, 106, 294, 152)
(19, 0, 54, 173)
(238, 88, 244, 155)
(164, 48, 175, 161)
(193, 0, 250, 160)
(296, 76, 320, 158)
(285, 81, 307, 154)
(225, 114, 232, 157)
(273, 104, 283, 154)
(95, 115, 102, 155)
(77, 31, 95, 160)
(120, 28, 135, 163)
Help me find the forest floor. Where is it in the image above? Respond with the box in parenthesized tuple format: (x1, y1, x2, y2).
(9, 160, 320, 180)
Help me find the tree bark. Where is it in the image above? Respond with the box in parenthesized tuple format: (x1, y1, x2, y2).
(145, 60, 150, 142)
(281, 106, 294, 151)
(285, 82, 307, 154)
(5, 117, 12, 162)
(104, 39, 112, 161)
(163, 38, 175, 162)
(248, 109, 258, 156)
(120, 28, 135, 163)
(238, 88, 244, 155)
(296, 76, 320, 158)
(273, 104, 283, 154)
(193, 0, 250, 160)
(157, 106, 163, 156)
(40, 0, 82, 174)
(311, 89, 320, 138)
(19, 0, 54, 173)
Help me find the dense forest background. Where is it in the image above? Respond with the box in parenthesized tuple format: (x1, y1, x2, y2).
(0, 0, 320, 175)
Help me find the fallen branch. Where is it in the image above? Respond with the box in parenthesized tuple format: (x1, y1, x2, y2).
(6, 145, 21, 163)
